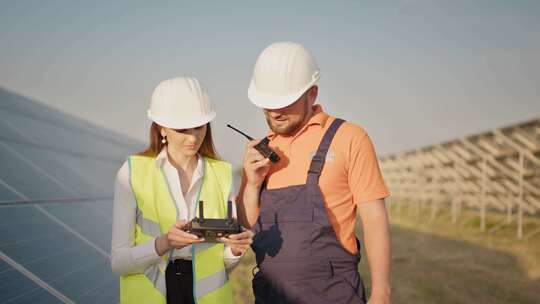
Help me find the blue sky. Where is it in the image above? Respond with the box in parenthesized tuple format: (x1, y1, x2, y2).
(1, 0, 539, 167)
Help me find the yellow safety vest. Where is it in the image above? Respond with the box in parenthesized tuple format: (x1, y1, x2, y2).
(120, 155, 234, 304)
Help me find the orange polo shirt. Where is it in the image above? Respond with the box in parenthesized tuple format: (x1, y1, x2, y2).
(265, 105, 389, 254)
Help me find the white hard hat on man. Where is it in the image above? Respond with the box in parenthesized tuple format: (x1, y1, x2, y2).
(248, 41, 320, 109)
(147, 77, 216, 129)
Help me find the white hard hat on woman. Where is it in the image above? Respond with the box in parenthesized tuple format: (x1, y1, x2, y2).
(147, 77, 216, 129)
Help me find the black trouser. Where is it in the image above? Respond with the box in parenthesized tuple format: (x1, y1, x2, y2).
(165, 259, 195, 304)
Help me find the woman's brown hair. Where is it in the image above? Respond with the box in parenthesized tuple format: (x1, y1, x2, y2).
(137, 122, 220, 159)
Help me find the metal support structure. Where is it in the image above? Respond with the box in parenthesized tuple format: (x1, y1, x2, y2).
(380, 118, 540, 240)
(480, 157, 487, 231)
(518, 152, 524, 239)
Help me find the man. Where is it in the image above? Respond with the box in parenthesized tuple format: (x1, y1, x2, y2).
(238, 41, 391, 304)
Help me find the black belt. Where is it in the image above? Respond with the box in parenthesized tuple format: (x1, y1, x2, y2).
(168, 259, 193, 276)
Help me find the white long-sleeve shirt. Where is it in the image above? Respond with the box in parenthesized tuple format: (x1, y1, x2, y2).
(111, 149, 242, 275)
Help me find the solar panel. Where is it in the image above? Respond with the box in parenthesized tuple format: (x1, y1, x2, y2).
(0, 259, 63, 304)
(0, 87, 143, 303)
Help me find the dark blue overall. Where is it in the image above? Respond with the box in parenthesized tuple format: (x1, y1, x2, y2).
(251, 118, 366, 304)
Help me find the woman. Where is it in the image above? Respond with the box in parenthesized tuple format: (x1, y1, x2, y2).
(111, 77, 253, 304)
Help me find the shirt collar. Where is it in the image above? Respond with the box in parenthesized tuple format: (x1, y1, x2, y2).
(155, 147, 168, 168)
(267, 104, 329, 140)
(155, 147, 204, 177)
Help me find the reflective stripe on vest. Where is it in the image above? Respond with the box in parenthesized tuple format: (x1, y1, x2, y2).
(119, 155, 234, 304)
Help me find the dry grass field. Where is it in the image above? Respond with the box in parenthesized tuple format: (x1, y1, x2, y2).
(229, 206, 540, 303)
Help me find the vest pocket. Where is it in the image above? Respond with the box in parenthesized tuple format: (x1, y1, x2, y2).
(255, 208, 314, 259)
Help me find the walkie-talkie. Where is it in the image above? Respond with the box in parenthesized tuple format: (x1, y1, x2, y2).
(227, 124, 280, 163)
(182, 200, 241, 242)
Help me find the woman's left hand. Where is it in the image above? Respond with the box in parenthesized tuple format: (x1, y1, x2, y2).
(219, 228, 254, 256)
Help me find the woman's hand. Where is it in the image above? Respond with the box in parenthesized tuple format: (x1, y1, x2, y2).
(155, 220, 204, 256)
(219, 228, 254, 256)
(168, 220, 205, 248)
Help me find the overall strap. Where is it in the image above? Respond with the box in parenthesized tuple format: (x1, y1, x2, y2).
(307, 118, 345, 182)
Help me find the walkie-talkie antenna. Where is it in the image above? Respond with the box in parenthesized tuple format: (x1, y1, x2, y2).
(227, 123, 281, 164)
(227, 124, 254, 140)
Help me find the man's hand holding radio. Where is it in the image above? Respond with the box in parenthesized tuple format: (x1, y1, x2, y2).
(243, 139, 272, 189)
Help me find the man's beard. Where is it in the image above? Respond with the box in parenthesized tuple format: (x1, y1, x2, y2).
(265, 99, 310, 136)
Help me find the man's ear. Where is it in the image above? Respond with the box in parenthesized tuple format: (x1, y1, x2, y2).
(307, 85, 318, 105)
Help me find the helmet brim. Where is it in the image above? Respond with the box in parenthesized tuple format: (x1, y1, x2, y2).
(247, 77, 319, 110)
(147, 110, 216, 129)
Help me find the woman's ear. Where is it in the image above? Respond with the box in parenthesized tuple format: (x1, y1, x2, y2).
(159, 126, 167, 137)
